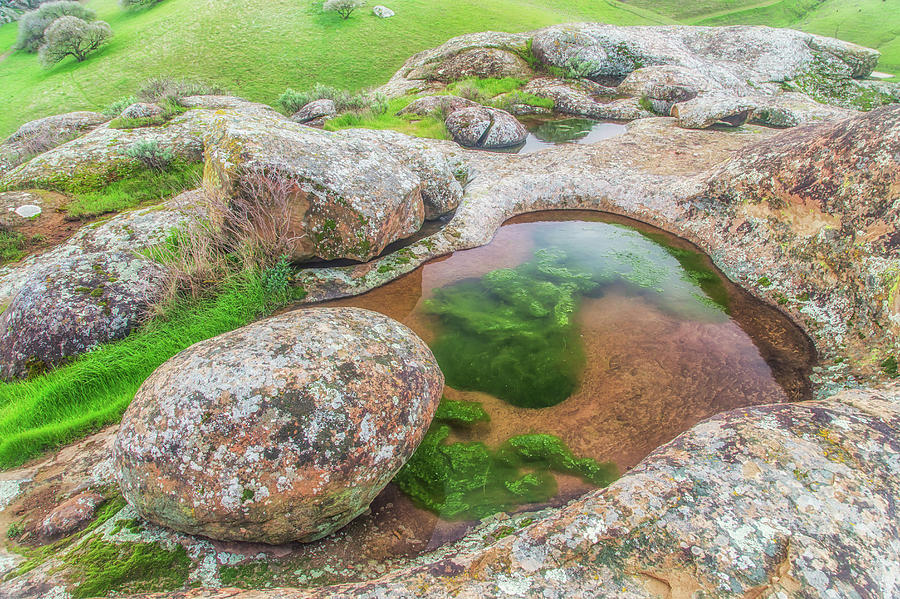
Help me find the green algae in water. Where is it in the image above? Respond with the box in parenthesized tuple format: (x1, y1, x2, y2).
(394, 399, 618, 521)
(424, 223, 729, 409)
(530, 118, 597, 144)
(424, 248, 593, 408)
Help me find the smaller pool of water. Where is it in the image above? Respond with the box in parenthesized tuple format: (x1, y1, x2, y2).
(493, 118, 628, 154)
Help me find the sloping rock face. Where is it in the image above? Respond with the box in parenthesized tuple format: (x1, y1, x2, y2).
(0, 111, 108, 176)
(0, 251, 167, 380)
(290, 99, 336, 127)
(204, 110, 425, 261)
(695, 105, 900, 353)
(114, 308, 443, 544)
(672, 94, 754, 128)
(445, 106, 528, 149)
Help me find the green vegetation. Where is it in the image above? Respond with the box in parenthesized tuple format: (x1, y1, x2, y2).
(324, 95, 449, 139)
(424, 248, 593, 408)
(644, 232, 730, 312)
(881, 355, 898, 378)
(65, 537, 190, 598)
(0, 0, 655, 138)
(394, 398, 617, 520)
(62, 160, 200, 218)
(109, 98, 186, 128)
(219, 561, 273, 589)
(0, 231, 27, 264)
(0, 269, 306, 468)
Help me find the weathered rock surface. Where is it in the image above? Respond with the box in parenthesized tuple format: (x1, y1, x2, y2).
(397, 94, 479, 117)
(335, 128, 462, 219)
(672, 94, 755, 128)
(39, 491, 105, 539)
(203, 110, 425, 261)
(289, 99, 336, 127)
(114, 307, 443, 544)
(0, 251, 167, 380)
(445, 106, 527, 149)
(407, 47, 532, 82)
(523, 77, 652, 120)
(0, 111, 108, 176)
(119, 103, 165, 120)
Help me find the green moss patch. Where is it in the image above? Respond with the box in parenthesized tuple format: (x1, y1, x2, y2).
(65, 537, 190, 598)
(394, 398, 617, 520)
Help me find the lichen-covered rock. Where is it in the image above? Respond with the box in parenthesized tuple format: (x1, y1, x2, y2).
(619, 65, 713, 114)
(445, 106, 527, 149)
(672, 94, 755, 128)
(39, 492, 105, 539)
(335, 128, 462, 219)
(407, 47, 532, 82)
(0, 251, 167, 380)
(204, 110, 425, 261)
(113, 307, 443, 544)
(119, 103, 165, 120)
(289, 99, 336, 127)
(0, 111, 108, 176)
(522, 77, 652, 120)
(397, 94, 479, 117)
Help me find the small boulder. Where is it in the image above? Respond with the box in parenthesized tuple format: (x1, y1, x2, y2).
(40, 492, 105, 539)
(290, 99, 337, 127)
(672, 95, 755, 129)
(118, 103, 165, 120)
(0, 252, 167, 380)
(372, 5, 394, 18)
(114, 307, 444, 544)
(397, 95, 479, 117)
(445, 106, 527, 149)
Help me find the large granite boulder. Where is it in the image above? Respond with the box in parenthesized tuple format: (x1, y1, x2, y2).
(114, 307, 444, 544)
(445, 106, 527, 149)
(203, 110, 425, 261)
(0, 251, 167, 380)
(406, 47, 533, 82)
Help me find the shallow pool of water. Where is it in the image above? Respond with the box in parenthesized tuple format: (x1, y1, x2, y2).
(489, 118, 627, 154)
(262, 211, 814, 584)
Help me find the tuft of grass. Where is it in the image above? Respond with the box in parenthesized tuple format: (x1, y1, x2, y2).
(324, 95, 449, 139)
(64, 160, 201, 218)
(0, 270, 305, 468)
(447, 76, 527, 102)
(0, 231, 27, 265)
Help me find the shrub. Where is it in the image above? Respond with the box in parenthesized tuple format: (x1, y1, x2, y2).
(137, 77, 227, 104)
(15, 0, 95, 52)
(322, 0, 365, 19)
(124, 139, 174, 171)
(277, 83, 379, 115)
(102, 96, 138, 117)
(119, 0, 162, 9)
(38, 16, 112, 67)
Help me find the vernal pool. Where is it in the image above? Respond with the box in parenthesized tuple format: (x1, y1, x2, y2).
(242, 211, 814, 586)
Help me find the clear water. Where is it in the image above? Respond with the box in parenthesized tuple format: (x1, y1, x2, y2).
(492, 118, 628, 154)
(253, 212, 813, 585)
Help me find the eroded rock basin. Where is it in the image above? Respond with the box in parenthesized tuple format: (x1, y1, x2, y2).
(226, 210, 815, 586)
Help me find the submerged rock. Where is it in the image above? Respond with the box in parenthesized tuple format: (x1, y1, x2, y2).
(203, 110, 425, 261)
(0, 251, 167, 380)
(114, 307, 443, 544)
(445, 106, 527, 149)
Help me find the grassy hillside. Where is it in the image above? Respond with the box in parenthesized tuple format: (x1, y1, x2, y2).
(0, 0, 665, 138)
(696, 0, 900, 75)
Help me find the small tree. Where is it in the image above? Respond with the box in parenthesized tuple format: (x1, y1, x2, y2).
(38, 15, 112, 67)
(14, 0, 94, 52)
(323, 0, 365, 20)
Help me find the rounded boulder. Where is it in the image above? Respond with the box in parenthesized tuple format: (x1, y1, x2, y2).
(445, 106, 527, 149)
(113, 307, 444, 544)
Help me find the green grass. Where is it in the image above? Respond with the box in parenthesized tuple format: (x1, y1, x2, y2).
(0, 271, 303, 468)
(0, 0, 654, 138)
(323, 95, 449, 139)
(108, 98, 187, 129)
(63, 160, 201, 218)
(0, 231, 27, 264)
